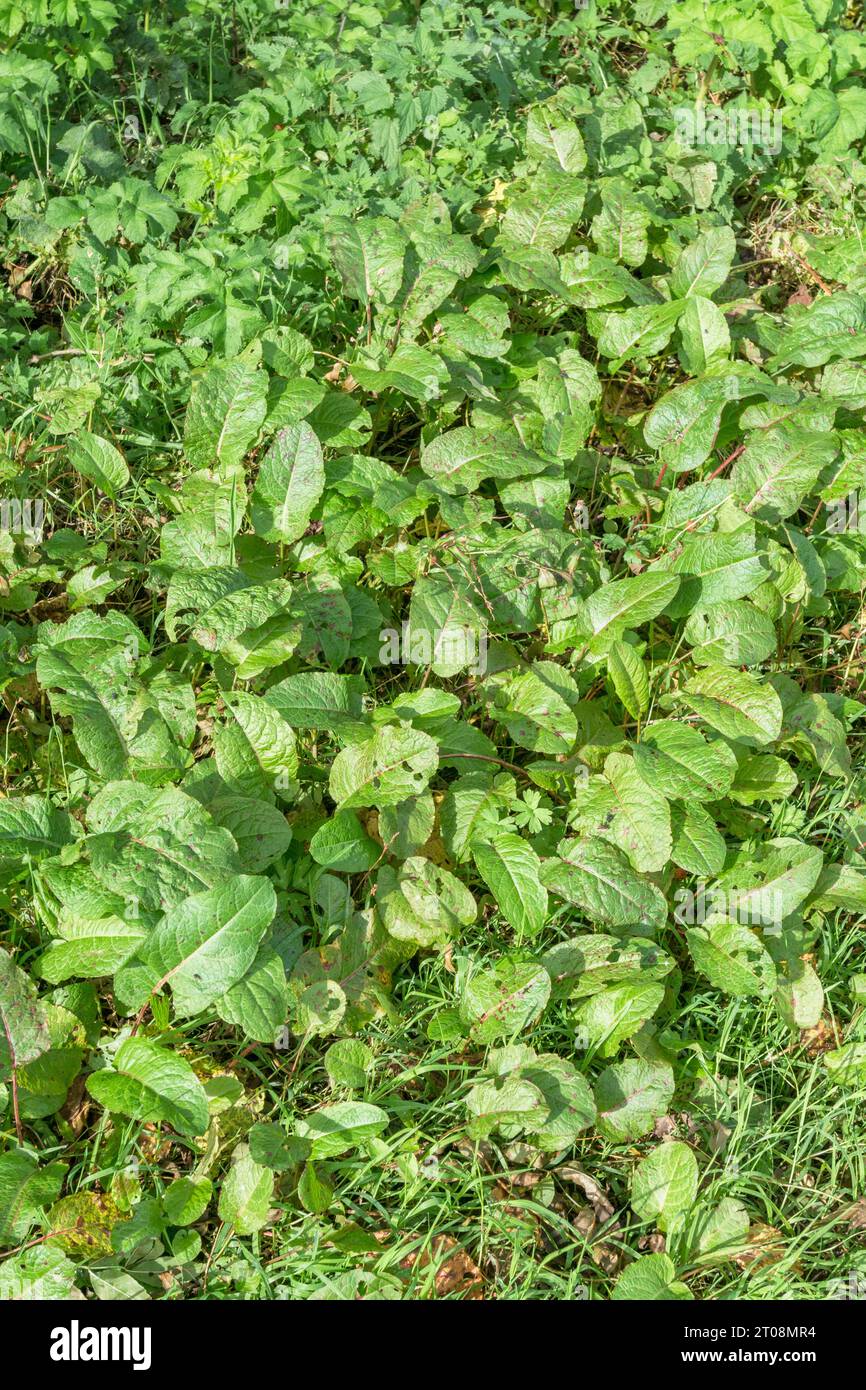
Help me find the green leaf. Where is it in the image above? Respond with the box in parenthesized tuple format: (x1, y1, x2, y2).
(420, 426, 547, 493)
(630, 1141, 699, 1232)
(294, 1101, 389, 1158)
(695, 1198, 750, 1260)
(264, 671, 366, 736)
(183, 358, 267, 470)
(684, 601, 776, 667)
(163, 1175, 212, 1226)
(216, 944, 289, 1044)
(0, 1152, 66, 1244)
(310, 810, 380, 872)
(328, 216, 406, 306)
(217, 1145, 274, 1235)
(542, 837, 667, 933)
(324, 1039, 373, 1090)
(602, 751, 672, 873)
(585, 572, 680, 640)
(575, 979, 665, 1057)
(87, 1037, 209, 1137)
(526, 103, 587, 173)
(115, 874, 276, 1016)
(675, 665, 783, 745)
(378, 856, 476, 948)
(677, 295, 730, 374)
(687, 923, 775, 998)
(607, 640, 649, 720)
(670, 227, 736, 299)
(492, 665, 578, 755)
(611, 1253, 692, 1301)
(775, 960, 824, 1032)
(523, 1054, 596, 1149)
(594, 1059, 675, 1141)
(329, 725, 439, 810)
(731, 422, 838, 522)
(251, 422, 325, 544)
(633, 724, 737, 801)
(68, 431, 129, 497)
(472, 831, 548, 940)
(0, 948, 51, 1078)
(460, 957, 551, 1042)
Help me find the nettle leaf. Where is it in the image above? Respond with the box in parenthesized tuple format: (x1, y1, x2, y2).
(87, 1037, 209, 1137)
(472, 831, 548, 941)
(251, 422, 325, 544)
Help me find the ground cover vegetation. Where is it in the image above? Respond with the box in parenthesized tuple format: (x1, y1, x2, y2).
(1, 0, 866, 1302)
